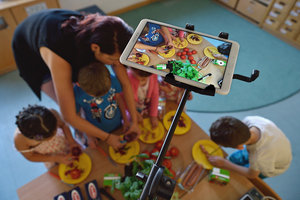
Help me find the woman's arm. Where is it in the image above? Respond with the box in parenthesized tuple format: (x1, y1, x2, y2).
(112, 63, 140, 135)
(160, 26, 174, 47)
(50, 109, 79, 147)
(115, 93, 130, 131)
(39, 47, 123, 149)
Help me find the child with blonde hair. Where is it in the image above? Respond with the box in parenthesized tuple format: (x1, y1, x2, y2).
(74, 62, 130, 148)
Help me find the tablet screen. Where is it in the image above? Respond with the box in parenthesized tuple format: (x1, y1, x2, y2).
(121, 19, 239, 95)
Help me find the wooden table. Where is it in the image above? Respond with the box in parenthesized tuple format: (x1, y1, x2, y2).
(18, 102, 262, 200)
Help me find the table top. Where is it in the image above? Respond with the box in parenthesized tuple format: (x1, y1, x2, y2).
(17, 101, 259, 200)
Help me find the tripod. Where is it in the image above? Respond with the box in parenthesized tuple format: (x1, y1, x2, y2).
(137, 24, 260, 200)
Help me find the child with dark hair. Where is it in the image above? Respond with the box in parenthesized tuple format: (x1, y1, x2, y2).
(14, 105, 81, 168)
(74, 62, 130, 148)
(126, 68, 159, 128)
(203, 116, 292, 179)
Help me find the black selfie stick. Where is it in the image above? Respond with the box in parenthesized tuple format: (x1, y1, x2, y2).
(137, 25, 260, 200)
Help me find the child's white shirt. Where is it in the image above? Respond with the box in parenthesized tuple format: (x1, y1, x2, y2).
(244, 116, 292, 177)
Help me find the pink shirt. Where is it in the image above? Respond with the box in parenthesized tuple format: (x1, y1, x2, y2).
(127, 70, 159, 117)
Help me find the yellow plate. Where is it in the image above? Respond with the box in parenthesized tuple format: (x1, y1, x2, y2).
(131, 53, 150, 65)
(204, 46, 220, 59)
(139, 118, 165, 144)
(58, 152, 92, 184)
(109, 140, 140, 164)
(158, 45, 176, 58)
(163, 110, 191, 135)
(192, 140, 223, 169)
(187, 34, 203, 45)
(172, 38, 188, 49)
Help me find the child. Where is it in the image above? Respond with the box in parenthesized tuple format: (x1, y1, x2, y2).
(14, 105, 81, 168)
(127, 67, 159, 128)
(158, 76, 193, 104)
(134, 22, 174, 54)
(74, 62, 130, 148)
(203, 116, 292, 179)
(168, 27, 186, 42)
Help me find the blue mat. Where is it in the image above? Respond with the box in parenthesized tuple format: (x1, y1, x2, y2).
(119, 0, 300, 112)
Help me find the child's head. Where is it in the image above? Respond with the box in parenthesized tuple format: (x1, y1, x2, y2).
(78, 62, 111, 97)
(209, 116, 250, 148)
(15, 105, 57, 141)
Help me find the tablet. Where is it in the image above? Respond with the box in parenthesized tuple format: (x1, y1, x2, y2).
(120, 19, 240, 95)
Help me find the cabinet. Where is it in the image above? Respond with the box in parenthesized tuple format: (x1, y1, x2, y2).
(236, 0, 271, 23)
(218, 0, 239, 8)
(0, 0, 60, 75)
(0, 9, 17, 74)
(216, 0, 300, 49)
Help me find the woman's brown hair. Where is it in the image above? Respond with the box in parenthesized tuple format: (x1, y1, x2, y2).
(62, 14, 133, 66)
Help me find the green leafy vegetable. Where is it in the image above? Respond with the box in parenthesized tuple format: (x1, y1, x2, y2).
(170, 60, 199, 81)
(115, 153, 172, 200)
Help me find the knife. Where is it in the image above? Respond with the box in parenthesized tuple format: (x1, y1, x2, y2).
(96, 146, 118, 166)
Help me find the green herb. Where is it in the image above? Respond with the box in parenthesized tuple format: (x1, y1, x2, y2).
(170, 60, 199, 81)
(115, 153, 173, 200)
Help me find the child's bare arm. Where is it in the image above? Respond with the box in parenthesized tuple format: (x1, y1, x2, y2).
(201, 146, 260, 178)
(159, 84, 173, 93)
(22, 151, 73, 165)
(134, 43, 157, 51)
(14, 131, 74, 165)
(51, 109, 78, 147)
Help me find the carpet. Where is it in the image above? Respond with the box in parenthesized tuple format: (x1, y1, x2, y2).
(119, 0, 300, 112)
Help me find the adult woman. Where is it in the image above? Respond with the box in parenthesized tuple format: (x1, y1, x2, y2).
(12, 9, 139, 149)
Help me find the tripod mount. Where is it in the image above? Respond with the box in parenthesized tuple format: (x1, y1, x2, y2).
(137, 23, 259, 200)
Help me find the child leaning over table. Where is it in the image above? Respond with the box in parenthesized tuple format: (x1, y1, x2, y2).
(126, 67, 159, 129)
(158, 76, 193, 104)
(202, 116, 292, 179)
(74, 62, 130, 148)
(14, 105, 81, 168)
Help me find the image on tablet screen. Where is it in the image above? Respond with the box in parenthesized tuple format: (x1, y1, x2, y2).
(126, 22, 232, 89)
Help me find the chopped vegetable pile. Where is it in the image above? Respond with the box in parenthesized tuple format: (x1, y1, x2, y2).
(170, 60, 199, 81)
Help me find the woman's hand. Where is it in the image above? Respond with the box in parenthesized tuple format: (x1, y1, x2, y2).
(87, 137, 99, 149)
(122, 118, 131, 133)
(156, 46, 168, 54)
(125, 121, 141, 136)
(106, 134, 124, 150)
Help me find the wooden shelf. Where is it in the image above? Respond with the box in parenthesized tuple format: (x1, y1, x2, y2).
(0, 0, 60, 75)
(215, 0, 300, 50)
